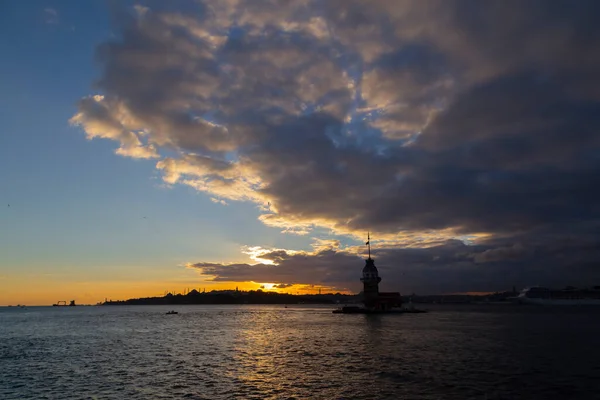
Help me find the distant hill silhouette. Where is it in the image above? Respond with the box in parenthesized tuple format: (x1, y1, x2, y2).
(101, 289, 359, 305)
(100, 289, 517, 305)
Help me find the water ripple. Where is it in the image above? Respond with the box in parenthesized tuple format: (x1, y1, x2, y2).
(1, 305, 600, 399)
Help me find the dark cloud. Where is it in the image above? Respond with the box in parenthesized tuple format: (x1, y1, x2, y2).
(192, 236, 600, 294)
(194, 248, 359, 288)
(272, 283, 294, 289)
(72, 1, 600, 291)
(472, 244, 531, 264)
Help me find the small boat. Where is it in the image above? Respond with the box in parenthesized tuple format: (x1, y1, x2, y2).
(166, 310, 178, 315)
(53, 300, 76, 307)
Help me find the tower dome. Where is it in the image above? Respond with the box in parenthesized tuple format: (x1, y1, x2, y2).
(362, 257, 378, 274)
(361, 257, 381, 283)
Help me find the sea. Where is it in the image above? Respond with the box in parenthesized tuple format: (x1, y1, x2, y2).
(1, 304, 599, 400)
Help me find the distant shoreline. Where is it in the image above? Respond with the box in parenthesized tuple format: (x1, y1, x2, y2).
(2, 290, 518, 307)
(101, 289, 355, 306)
(98, 289, 517, 306)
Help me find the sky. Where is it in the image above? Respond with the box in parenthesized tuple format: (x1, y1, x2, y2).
(1, 0, 600, 305)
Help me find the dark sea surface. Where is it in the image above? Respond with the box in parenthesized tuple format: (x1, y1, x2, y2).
(1, 304, 600, 400)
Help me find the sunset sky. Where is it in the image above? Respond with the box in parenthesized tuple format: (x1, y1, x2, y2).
(2, 0, 600, 305)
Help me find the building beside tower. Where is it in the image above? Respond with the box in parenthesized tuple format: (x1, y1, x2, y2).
(360, 233, 402, 311)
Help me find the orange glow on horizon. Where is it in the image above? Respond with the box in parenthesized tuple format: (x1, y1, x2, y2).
(255, 282, 352, 295)
(0, 277, 353, 306)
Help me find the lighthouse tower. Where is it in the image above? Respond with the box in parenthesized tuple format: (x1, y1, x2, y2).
(360, 233, 381, 309)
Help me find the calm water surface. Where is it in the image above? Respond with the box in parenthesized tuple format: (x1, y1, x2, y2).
(1, 304, 600, 399)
